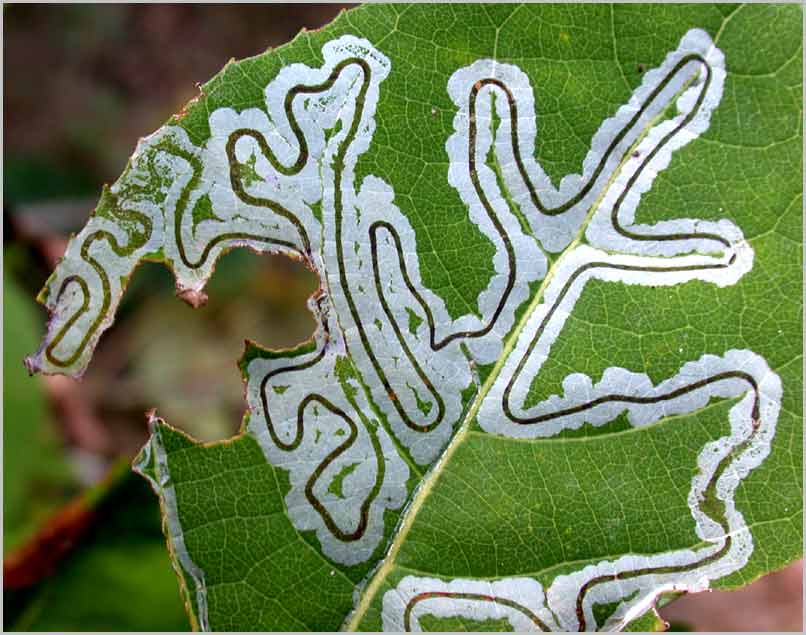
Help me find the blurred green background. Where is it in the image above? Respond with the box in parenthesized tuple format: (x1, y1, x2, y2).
(2, 4, 801, 632)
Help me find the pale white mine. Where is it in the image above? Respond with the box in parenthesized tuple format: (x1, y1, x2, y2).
(27, 27, 781, 632)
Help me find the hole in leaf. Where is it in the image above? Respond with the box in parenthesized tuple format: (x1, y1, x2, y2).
(72, 249, 319, 448)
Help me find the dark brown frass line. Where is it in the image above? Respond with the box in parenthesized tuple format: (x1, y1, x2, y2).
(607, 55, 730, 249)
(241, 57, 386, 542)
(403, 590, 552, 631)
(300, 393, 385, 542)
(257, 345, 386, 542)
(488, 74, 746, 616)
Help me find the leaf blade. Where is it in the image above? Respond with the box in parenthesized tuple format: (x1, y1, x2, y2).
(28, 3, 802, 631)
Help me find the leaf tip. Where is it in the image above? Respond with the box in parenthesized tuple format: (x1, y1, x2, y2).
(23, 354, 38, 377)
(142, 408, 170, 440)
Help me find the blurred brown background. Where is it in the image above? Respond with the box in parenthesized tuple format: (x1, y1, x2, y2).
(3, 4, 802, 631)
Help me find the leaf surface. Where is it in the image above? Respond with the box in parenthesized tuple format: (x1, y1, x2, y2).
(28, 3, 802, 631)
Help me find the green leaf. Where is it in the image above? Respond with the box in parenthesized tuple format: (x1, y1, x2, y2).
(28, 3, 802, 631)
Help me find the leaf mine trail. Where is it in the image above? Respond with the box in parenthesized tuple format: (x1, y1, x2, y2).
(28, 20, 785, 633)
